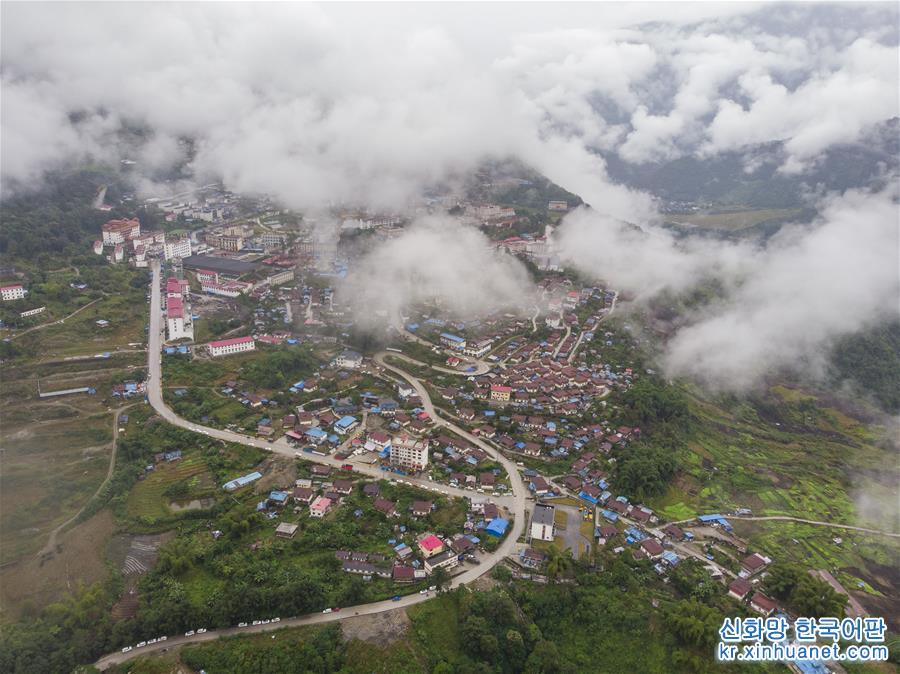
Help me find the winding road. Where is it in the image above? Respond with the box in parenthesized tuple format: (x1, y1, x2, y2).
(95, 261, 528, 669)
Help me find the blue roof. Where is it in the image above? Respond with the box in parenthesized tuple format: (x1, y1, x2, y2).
(440, 333, 465, 343)
(336, 415, 358, 428)
(601, 510, 619, 522)
(698, 514, 723, 522)
(485, 517, 509, 536)
(306, 427, 327, 439)
(269, 490, 289, 502)
(223, 471, 263, 490)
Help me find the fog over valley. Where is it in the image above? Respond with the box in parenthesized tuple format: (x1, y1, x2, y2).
(2, 1, 898, 392)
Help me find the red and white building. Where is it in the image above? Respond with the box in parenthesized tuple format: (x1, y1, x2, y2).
(207, 336, 255, 357)
(490, 384, 512, 402)
(309, 496, 333, 518)
(101, 218, 141, 245)
(196, 269, 220, 284)
(0, 284, 26, 301)
(165, 296, 193, 341)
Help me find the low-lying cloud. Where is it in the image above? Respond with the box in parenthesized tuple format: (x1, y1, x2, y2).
(338, 216, 535, 330)
(555, 185, 900, 390)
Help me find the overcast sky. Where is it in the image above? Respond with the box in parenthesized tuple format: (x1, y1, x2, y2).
(1, 2, 898, 392)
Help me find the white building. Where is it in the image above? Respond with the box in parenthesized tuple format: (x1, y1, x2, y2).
(530, 503, 556, 542)
(207, 336, 255, 357)
(334, 350, 363, 369)
(390, 434, 429, 471)
(0, 284, 26, 301)
(165, 297, 193, 341)
(201, 281, 250, 298)
(463, 339, 493, 358)
(20, 306, 45, 317)
(163, 237, 192, 260)
(101, 218, 141, 245)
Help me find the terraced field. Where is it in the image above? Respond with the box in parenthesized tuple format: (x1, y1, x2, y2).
(126, 455, 215, 523)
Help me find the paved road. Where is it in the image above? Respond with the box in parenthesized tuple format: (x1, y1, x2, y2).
(146, 264, 508, 504)
(95, 262, 529, 669)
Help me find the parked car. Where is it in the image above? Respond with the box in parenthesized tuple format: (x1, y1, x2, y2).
(121, 646, 133, 653)
(136, 641, 147, 648)
(185, 630, 195, 637)
(392, 595, 401, 602)
(322, 608, 332, 614)
(197, 628, 207, 634)
(238, 622, 248, 627)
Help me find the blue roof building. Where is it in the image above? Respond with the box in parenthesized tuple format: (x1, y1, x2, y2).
(223, 471, 263, 491)
(269, 490, 289, 505)
(485, 518, 509, 537)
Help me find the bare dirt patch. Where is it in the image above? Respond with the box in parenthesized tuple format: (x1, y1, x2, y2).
(339, 607, 411, 645)
(0, 509, 117, 622)
(254, 455, 298, 493)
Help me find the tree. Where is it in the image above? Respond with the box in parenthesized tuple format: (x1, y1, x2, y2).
(491, 564, 513, 583)
(764, 563, 846, 619)
(431, 566, 451, 593)
(545, 547, 574, 582)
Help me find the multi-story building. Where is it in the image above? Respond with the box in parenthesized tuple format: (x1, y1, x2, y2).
(390, 434, 429, 471)
(260, 232, 286, 250)
(201, 281, 250, 298)
(113, 244, 125, 263)
(207, 335, 255, 357)
(530, 503, 555, 542)
(0, 284, 26, 301)
(165, 296, 193, 341)
(439, 333, 466, 351)
(548, 200, 569, 212)
(206, 233, 244, 251)
(163, 236, 192, 260)
(196, 269, 219, 284)
(463, 338, 493, 358)
(101, 218, 141, 245)
(490, 384, 512, 402)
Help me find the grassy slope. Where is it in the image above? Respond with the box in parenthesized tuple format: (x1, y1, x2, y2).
(650, 383, 899, 606)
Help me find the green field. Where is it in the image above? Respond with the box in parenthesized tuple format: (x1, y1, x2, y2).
(665, 207, 803, 232)
(126, 455, 214, 523)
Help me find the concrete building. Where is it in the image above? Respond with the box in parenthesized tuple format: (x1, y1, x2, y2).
(334, 350, 363, 369)
(530, 503, 555, 542)
(424, 550, 459, 574)
(208, 336, 255, 357)
(490, 385, 512, 402)
(439, 333, 467, 350)
(163, 236, 192, 260)
(165, 296, 193, 341)
(0, 284, 26, 301)
(309, 496, 333, 518)
(390, 434, 429, 471)
(101, 218, 141, 245)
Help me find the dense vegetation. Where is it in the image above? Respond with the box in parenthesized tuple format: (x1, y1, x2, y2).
(0, 168, 126, 268)
(611, 378, 693, 500)
(763, 563, 847, 619)
(829, 320, 900, 413)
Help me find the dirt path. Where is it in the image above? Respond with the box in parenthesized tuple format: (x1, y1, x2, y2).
(9, 296, 104, 340)
(674, 515, 900, 538)
(36, 404, 135, 558)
